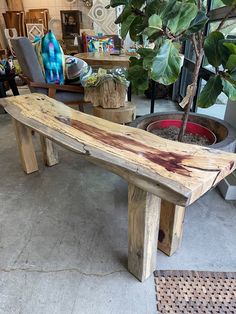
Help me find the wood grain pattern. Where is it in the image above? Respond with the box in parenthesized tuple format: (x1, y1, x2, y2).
(12, 118, 38, 174)
(128, 184, 161, 281)
(75, 52, 130, 68)
(40, 136, 59, 167)
(158, 200, 185, 256)
(3, 93, 236, 282)
(93, 102, 136, 124)
(85, 80, 127, 108)
(3, 11, 25, 36)
(6, 0, 24, 11)
(2, 94, 236, 206)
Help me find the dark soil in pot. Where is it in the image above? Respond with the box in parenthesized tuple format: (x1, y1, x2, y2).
(146, 119, 216, 146)
(150, 126, 211, 146)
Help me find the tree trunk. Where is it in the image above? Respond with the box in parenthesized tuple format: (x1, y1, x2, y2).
(178, 51, 204, 142)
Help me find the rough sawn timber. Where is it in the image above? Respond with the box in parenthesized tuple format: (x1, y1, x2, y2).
(2, 94, 235, 206)
(2, 93, 236, 282)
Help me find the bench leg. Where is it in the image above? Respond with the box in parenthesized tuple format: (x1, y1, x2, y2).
(40, 136, 59, 167)
(158, 200, 186, 256)
(12, 119, 38, 174)
(128, 184, 161, 282)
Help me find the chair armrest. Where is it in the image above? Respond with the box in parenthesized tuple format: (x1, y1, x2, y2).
(19, 73, 30, 84)
(29, 81, 84, 93)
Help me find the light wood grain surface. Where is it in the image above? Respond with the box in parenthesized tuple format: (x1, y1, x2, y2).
(2, 94, 236, 206)
(128, 184, 161, 281)
(12, 118, 38, 174)
(93, 102, 136, 124)
(75, 52, 130, 68)
(6, 0, 24, 11)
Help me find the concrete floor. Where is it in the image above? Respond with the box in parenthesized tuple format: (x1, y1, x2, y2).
(0, 94, 236, 314)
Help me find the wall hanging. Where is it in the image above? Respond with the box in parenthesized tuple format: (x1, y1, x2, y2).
(60, 10, 82, 39)
(88, 0, 117, 35)
(26, 24, 44, 42)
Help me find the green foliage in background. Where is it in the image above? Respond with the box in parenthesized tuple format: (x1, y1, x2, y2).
(107, 0, 236, 108)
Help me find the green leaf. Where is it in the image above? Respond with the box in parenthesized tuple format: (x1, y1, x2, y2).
(231, 70, 236, 81)
(187, 11, 208, 34)
(143, 14, 163, 38)
(148, 14, 162, 29)
(146, 31, 164, 43)
(137, 48, 155, 57)
(146, 0, 165, 16)
(167, 2, 198, 34)
(131, 0, 145, 8)
(137, 48, 157, 69)
(121, 14, 136, 39)
(204, 31, 225, 67)
(127, 64, 149, 93)
(226, 55, 236, 71)
(129, 56, 142, 67)
(224, 43, 236, 55)
(197, 76, 223, 108)
(222, 77, 236, 101)
(143, 27, 158, 38)
(218, 39, 236, 68)
(115, 5, 132, 24)
(151, 39, 183, 85)
(160, 0, 179, 25)
(129, 16, 146, 41)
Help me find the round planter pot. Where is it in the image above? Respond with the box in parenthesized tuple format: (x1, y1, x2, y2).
(131, 112, 236, 152)
(146, 119, 217, 145)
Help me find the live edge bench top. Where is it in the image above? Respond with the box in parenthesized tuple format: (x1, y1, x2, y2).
(2, 93, 236, 206)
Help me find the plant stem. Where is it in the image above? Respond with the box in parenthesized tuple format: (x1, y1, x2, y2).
(177, 0, 204, 142)
(177, 50, 204, 142)
(178, 1, 235, 142)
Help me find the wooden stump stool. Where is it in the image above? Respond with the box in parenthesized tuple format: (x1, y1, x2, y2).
(93, 102, 136, 124)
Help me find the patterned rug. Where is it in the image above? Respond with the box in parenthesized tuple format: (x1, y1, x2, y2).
(154, 270, 236, 313)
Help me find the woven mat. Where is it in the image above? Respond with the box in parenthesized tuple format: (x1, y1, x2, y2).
(154, 270, 236, 314)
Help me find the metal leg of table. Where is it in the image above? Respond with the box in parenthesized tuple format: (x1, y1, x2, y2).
(128, 83, 132, 102)
(150, 80, 156, 114)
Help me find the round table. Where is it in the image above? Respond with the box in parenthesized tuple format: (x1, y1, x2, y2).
(75, 52, 131, 68)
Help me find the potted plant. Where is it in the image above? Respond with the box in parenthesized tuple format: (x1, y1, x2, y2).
(107, 0, 236, 147)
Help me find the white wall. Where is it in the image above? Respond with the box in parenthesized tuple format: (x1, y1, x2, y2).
(22, 0, 91, 21)
(0, 0, 93, 47)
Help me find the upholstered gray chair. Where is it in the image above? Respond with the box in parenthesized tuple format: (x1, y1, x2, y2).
(11, 37, 85, 109)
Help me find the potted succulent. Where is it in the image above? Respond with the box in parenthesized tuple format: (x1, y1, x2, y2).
(107, 0, 236, 148)
(81, 67, 129, 108)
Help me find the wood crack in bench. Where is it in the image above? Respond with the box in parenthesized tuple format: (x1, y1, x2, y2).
(1, 93, 236, 282)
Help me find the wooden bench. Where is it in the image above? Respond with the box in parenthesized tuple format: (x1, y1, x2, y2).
(1, 93, 236, 282)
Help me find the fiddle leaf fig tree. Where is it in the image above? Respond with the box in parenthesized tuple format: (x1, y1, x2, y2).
(107, 0, 236, 141)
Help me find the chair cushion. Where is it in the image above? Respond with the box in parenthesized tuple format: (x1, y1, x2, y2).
(65, 56, 92, 84)
(11, 37, 46, 86)
(35, 31, 65, 85)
